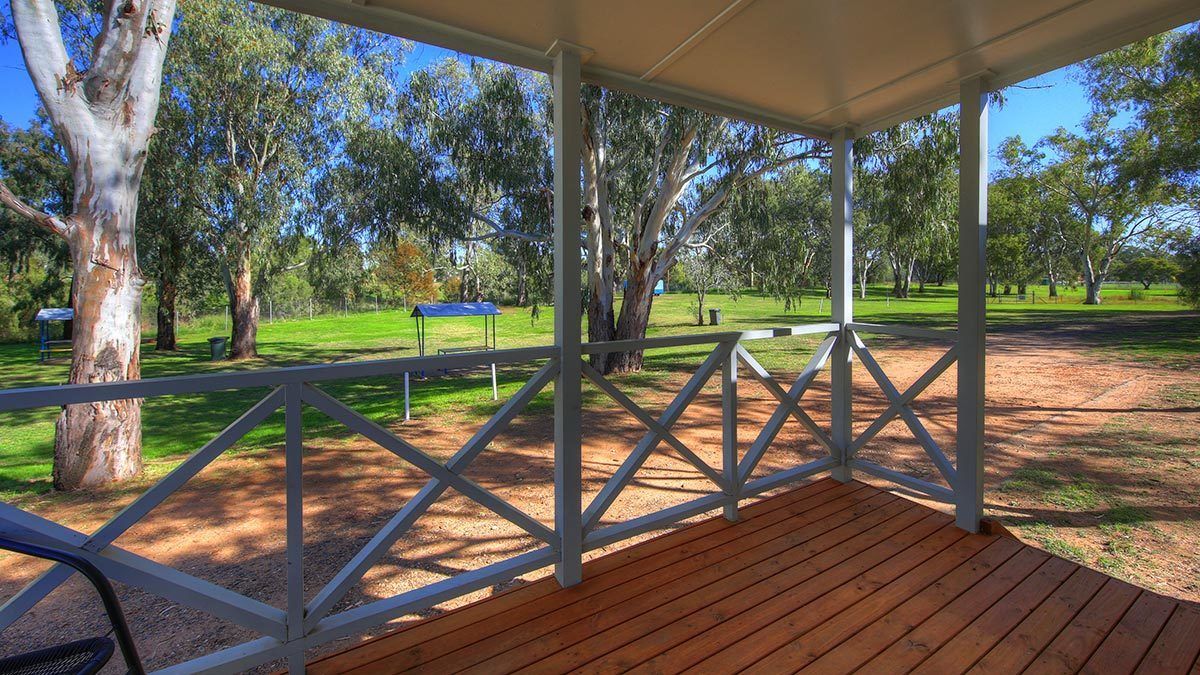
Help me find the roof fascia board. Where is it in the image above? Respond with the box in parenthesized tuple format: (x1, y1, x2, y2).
(255, 0, 553, 72)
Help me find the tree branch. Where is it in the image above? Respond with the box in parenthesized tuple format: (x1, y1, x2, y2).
(11, 0, 95, 143)
(0, 177, 70, 239)
(466, 210, 550, 243)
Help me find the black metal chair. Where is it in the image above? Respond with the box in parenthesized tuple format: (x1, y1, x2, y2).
(0, 536, 143, 675)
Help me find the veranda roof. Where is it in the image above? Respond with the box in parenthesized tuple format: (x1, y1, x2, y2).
(260, 0, 1198, 137)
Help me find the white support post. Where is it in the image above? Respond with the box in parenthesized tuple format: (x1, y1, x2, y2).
(722, 345, 739, 521)
(550, 41, 584, 587)
(830, 127, 854, 483)
(284, 382, 305, 672)
(403, 372, 410, 421)
(956, 76, 988, 532)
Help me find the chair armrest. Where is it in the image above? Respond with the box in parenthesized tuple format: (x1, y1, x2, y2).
(0, 535, 144, 675)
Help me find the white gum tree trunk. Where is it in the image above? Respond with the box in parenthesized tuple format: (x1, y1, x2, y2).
(0, 0, 177, 490)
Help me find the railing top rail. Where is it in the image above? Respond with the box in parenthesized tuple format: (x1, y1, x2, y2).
(846, 322, 958, 341)
(580, 322, 839, 355)
(0, 345, 558, 412)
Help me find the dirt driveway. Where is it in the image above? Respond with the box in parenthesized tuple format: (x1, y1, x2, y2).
(0, 313, 1196, 670)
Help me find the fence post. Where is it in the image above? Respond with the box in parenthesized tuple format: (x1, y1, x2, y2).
(550, 40, 584, 587)
(722, 342, 739, 521)
(284, 382, 305, 671)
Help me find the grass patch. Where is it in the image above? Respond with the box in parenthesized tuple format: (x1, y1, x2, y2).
(1103, 504, 1149, 527)
(1022, 522, 1088, 562)
(998, 467, 1060, 493)
(1045, 478, 1103, 510)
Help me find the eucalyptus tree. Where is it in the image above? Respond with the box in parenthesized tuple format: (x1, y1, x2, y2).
(1084, 24, 1200, 185)
(403, 59, 554, 303)
(164, 0, 401, 358)
(582, 87, 826, 372)
(989, 173, 1077, 296)
(1001, 115, 1182, 304)
(727, 164, 831, 311)
(679, 246, 739, 326)
(138, 95, 213, 350)
(856, 113, 959, 298)
(0, 0, 175, 489)
(850, 169, 886, 299)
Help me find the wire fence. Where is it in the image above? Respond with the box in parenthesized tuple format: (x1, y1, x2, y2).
(160, 296, 421, 335)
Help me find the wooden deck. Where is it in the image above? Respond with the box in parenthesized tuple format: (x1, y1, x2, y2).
(309, 478, 1200, 674)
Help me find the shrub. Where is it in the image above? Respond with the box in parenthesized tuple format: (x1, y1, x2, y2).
(1176, 235, 1200, 309)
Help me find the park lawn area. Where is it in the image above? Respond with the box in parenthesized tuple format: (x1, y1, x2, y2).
(0, 283, 1192, 500)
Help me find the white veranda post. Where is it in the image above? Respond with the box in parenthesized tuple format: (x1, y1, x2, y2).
(550, 41, 584, 587)
(956, 76, 989, 532)
(830, 127, 854, 483)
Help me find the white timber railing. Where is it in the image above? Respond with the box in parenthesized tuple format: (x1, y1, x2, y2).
(0, 321, 962, 673)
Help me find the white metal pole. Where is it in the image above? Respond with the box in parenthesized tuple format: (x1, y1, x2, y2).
(956, 76, 989, 532)
(491, 363, 498, 401)
(550, 40, 584, 587)
(404, 372, 410, 422)
(830, 127, 854, 483)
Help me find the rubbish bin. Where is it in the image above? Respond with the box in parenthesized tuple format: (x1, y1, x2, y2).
(709, 308, 723, 325)
(208, 337, 227, 361)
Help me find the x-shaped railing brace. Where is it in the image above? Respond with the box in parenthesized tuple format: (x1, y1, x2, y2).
(735, 335, 838, 486)
(301, 360, 559, 630)
(581, 342, 734, 534)
(581, 362, 727, 489)
(848, 331, 958, 485)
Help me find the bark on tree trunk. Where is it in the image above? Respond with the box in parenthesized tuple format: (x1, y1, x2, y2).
(1046, 256, 1059, 297)
(229, 249, 259, 359)
(515, 255, 528, 306)
(608, 262, 655, 373)
(695, 291, 706, 326)
(1083, 255, 1102, 305)
(54, 218, 144, 490)
(156, 272, 177, 351)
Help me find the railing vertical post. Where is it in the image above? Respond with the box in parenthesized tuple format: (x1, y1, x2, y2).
(956, 76, 989, 533)
(284, 382, 305, 672)
(830, 126, 854, 483)
(549, 40, 584, 587)
(722, 342, 739, 521)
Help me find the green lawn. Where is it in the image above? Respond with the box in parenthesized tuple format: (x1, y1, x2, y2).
(0, 283, 1192, 499)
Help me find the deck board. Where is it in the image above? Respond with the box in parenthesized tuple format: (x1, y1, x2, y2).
(308, 478, 1200, 674)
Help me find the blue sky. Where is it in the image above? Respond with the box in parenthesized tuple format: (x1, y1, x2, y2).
(0, 36, 1095, 158)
